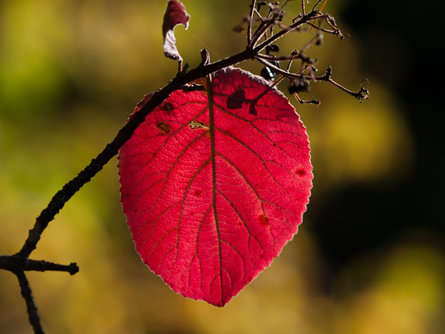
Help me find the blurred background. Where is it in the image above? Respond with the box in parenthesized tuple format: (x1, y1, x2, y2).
(1, 0, 444, 333)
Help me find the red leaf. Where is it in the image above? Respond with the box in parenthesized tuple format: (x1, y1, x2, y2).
(162, 0, 190, 62)
(119, 67, 313, 306)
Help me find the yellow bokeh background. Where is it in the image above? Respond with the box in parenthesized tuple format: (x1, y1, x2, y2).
(1, 1, 443, 333)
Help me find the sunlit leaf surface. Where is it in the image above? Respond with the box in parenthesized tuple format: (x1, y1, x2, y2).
(119, 67, 313, 305)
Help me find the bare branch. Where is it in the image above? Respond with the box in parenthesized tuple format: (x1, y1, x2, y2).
(15, 270, 44, 334)
(254, 10, 318, 53)
(255, 56, 313, 79)
(311, 0, 325, 12)
(256, 52, 316, 65)
(250, 18, 275, 48)
(306, 21, 343, 38)
(327, 77, 370, 101)
(248, 0, 257, 44)
(256, 58, 369, 101)
(0, 256, 79, 275)
(24, 259, 79, 275)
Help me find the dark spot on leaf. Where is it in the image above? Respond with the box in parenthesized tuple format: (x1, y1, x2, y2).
(259, 214, 269, 225)
(227, 88, 246, 110)
(194, 190, 202, 196)
(249, 104, 258, 116)
(157, 122, 171, 134)
(296, 168, 306, 177)
(161, 102, 174, 112)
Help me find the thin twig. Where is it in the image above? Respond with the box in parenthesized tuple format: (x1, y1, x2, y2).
(248, 0, 257, 44)
(257, 52, 315, 65)
(281, 0, 291, 8)
(311, 0, 325, 12)
(250, 18, 275, 48)
(256, 56, 311, 79)
(0, 255, 79, 275)
(306, 22, 343, 38)
(254, 11, 318, 52)
(256, 53, 306, 61)
(300, 32, 322, 53)
(23, 259, 79, 275)
(15, 270, 44, 334)
(327, 77, 369, 100)
(256, 57, 369, 100)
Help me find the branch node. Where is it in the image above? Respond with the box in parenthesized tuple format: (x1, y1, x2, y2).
(68, 262, 79, 275)
(357, 79, 370, 102)
(176, 62, 190, 78)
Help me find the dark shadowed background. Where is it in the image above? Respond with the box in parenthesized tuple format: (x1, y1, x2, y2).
(1, 1, 444, 333)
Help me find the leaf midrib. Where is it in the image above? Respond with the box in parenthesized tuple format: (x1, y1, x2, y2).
(207, 75, 225, 303)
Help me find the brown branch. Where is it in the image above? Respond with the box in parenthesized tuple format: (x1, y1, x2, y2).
(306, 21, 343, 38)
(15, 270, 44, 334)
(24, 259, 79, 275)
(250, 18, 275, 48)
(256, 56, 314, 79)
(248, 0, 257, 44)
(253, 10, 318, 52)
(311, 0, 325, 12)
(256, 58, 369, 101)
(256, 52, 314, 62)
(0, 256, 79, 275)
(327, 76, 370, 101)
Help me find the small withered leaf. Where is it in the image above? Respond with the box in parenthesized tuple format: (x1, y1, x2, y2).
(162, 0, 190, 62)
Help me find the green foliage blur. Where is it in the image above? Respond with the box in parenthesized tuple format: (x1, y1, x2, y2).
(1, 1, 444, 333)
